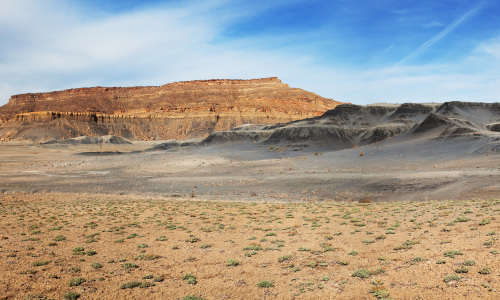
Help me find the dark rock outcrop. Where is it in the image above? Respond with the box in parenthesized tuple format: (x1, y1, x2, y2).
(202, 101, 500, 150)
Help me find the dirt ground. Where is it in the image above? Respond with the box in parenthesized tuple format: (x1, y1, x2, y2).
(0, 140, 499, 299)
(0, 193, 498, 299)
(0, 137, 499, 202)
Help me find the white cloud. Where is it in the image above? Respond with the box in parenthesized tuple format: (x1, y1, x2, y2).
(0, 0, 499, 106)
(397, 0, 488, 65)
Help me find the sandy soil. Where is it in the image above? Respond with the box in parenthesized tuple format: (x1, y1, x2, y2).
(0, 138, 499, 299)
(0, 193, 498, 299)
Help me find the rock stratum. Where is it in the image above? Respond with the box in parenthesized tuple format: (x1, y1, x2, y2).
(201, 101, 500, 152)
(0, 77, 342, 142)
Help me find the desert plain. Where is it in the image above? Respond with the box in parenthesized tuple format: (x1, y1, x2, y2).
(0, 134, 498, 300)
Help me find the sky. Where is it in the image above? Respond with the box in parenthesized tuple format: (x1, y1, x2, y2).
(1, 0, 500, 105)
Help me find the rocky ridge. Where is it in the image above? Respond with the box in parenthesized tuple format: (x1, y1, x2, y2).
(0, 77, 342, 142)
(201, 102, 500, 151)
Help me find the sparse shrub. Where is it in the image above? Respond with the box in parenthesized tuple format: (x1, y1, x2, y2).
(411, 257, 425, 264)
(443, 274, 460, 283)
(185, 237, 200, 243)
(394, 240, 419, 250)
(243, 245, 263, 251)
(483, 239, 495, 247)
(91, 262, 102, 269)
(68, 277, 85, 287)
(142, 274, 153, 279)
(54, 235, 66, 241)
(120, 281, 154, 289)
(454, 216, 470, 223)
(455, 266, 468, 273)
(436, 259, 446, 264)
(135, 254, 159, 260)
(72, 247, 85, 255)
(351, 268, 371, 278)
(444, 250, 463, 258)
(463, 260, 475, 266)
(478, 267, 491, 275)
(126, 233, 138, 239)
(63, 291, 80, 300)
(182, 296, 204, 300)
(226, 259, 240, 266)
(479, 218, 491, 226)
(182, 274, 197, 285)
(122, 263, 139, 269)
(257, 280, 274, 287)
(33, 260, 51, 267)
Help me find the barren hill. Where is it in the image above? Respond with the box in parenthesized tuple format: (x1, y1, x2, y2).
(0, 77, 342, 142)
(202, 101, 500, 151)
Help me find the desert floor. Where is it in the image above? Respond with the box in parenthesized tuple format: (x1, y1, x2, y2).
(0, 193, 498, 299)
(0, 141, 499, 299)
(0, 137, 499, 202)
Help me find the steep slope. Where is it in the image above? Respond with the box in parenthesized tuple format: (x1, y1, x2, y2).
(261, 103, 439, 148)
(201, 102, 500, 152)
(0, 77, 342, 142)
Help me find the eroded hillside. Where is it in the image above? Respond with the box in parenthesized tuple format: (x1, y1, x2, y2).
(0, 77, 342, 142)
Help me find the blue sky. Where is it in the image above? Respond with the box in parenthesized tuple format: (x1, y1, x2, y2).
(1, 0, 500, 105)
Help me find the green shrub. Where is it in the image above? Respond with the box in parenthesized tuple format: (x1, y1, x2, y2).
(351, 268, 371, 278)
(226, 259, 240, 266)
(135, 254, 159, 260)
(122, 263, 139, 269)
(257, 280, 274, 287)
(479, 218, 491, 225)
(63, 291, 80, 300)
(444, 250, 463, 258)
(278, 255, 293, 262)
(54, 235, 66, 241)
(91, 262, 102, 269)
(443, 275, 460, 283)
(455, 266, 468, 273)
(182, 296, 204, 300)
(182, 274, 197, 285)
(33, 260, 51, 267)
(68, 278, 85, 287)
(463, 260, 475, 266)
(120, 281, 155, 289)
(243, 245, 263, 251)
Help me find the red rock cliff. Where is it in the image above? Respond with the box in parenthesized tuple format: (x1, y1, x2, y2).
(0, 77, 343, 141)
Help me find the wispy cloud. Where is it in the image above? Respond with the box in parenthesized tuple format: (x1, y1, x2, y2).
(0, 0, 499, 106)
(397, 0, 488, 65)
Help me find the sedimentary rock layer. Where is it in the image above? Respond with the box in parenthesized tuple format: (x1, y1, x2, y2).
(0, 77, 342, 141)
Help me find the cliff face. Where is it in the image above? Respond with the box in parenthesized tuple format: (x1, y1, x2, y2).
(0, 77, 343, 141)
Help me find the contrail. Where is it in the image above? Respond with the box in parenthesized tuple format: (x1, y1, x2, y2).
(397, 0, 488, 65)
